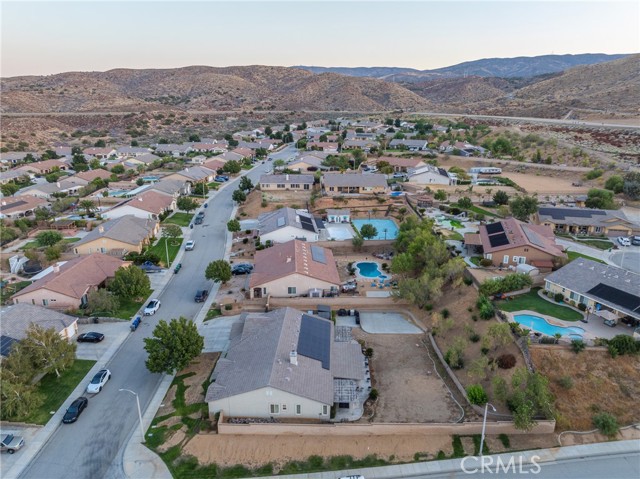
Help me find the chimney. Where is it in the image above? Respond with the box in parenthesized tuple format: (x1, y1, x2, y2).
(295, 215, 300, 223)
(53, 264, 60, 273)
(289, 350, 298, 366)
(285, 174, 289, 181)
(98, 225, 104, 234)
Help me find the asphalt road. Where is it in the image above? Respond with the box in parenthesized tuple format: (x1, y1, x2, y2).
(19, 166, 265, 479)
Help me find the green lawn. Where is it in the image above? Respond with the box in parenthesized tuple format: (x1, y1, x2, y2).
(468, 205, 500, 218)
(576, 239, 614, 250)
(20, 359, 96, 425)
(444, 231, 464, 241)
(450, 219, 465, 229)
(469, 256, 483, 266)
(149, 238, 183, 267)
(21, 237, 81, 250)
(206, 182, 221, 189)
(162, 212, 193, 227)
(497, 288, 583, 321)
(204, 307, 222, 321)
(112, 297, 146, 319)
(567, 251, 606, 264)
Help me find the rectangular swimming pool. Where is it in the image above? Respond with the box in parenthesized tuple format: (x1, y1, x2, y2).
(352, 219, 399, 240)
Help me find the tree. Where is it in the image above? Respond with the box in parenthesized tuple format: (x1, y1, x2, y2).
(359, 223, 378, 240)
(467, 357, 491, 381)
(0, 347, 44, 419)
(487, 323, 512, 350)
(1, 182, 20, 196)
(144, 317, 204, 375)
(176, 196, 198, 214)
(493, 190, 509, 205)
(86, 288, 120, 314)
(273, 159, 285, 168)
(136, 178, 145, 186)
(466, 384, 488, 405)
(264, 126, 273, 136)
(434, 190, 447, 201)
(205, 259, 232, 284)
(21, 324, 76, 378)
(232, 189, 246, 204)
(109, 266, 151, 301)
(111, 164, 125, 174)
(223, 160, 241, 174)
(36, 230, 63, 247)
(585, 188, 616, 209)
(623, 171, 640, 200)
(192, 183, 209, 196)
(78, 199, 96, 217)
(457, 197, 472, 209)
(162, 224, 182, 245)
(71, 154, 89, 172)
(239, 176, 254, 192)
(94, 139, 106, 147)
(509, 195, 538, 221)
(352, 236, 364, 251)
(44, 245, 62, 261)
(0, 225, 19, 245)
(188, 133, 201, 142)
(604, 175, 624, 194)
(227, 219, 241, 233)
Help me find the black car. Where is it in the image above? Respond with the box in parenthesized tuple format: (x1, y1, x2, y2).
(194, 290, 209, 302)
(62, 397, 88, 424)
(194, 216, 203, 225)
(77, 332, 105, 343)
(231, 264, 254, 275)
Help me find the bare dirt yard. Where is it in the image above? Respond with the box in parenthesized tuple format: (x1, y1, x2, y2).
(240, 188, 314, 218)
(530, 346, 640, 432)
(499, 171, 590, 195)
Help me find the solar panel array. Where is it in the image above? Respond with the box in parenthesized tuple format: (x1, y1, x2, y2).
(299, 216, 316, 232)
(298, 314, 331, 370)
(486, 222, 504, 235)
(310, 245, 326, 264)
(488, 232, 509, 248)
(0, 335, 18, 358)
(6, 200, 28, 208)
(587, 283, 640, 313)
(539, 207, 607, 220)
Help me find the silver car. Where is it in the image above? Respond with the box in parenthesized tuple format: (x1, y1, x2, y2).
(1, 434, 25, 454)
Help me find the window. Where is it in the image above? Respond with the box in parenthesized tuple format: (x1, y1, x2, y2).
(524, 248, 529, 252)
(287, 287, 297, 294)
(277, 184, 285, 189)
(291, 184, 300, 189)
(486, 254, 492, 260)
(329, 187, 334, 191)
(518, 257, 526, 264)
(304, 184, 310, 190)
(281, 404, 287, 411)
(595, 226, 602, 233)
(503, 255, 509, 264)
(322, 405, 328, 416)
(42, 299, 49, 306)
(296, 405, 302, 415)
(270, 404, 280, 414)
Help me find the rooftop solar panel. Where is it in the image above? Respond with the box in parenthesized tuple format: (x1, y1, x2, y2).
(538, 207, 607, 220)
(486, 222, 504, 235)
(311, 245, 326, 264)
(488, 232, 509, 248)
(0, 335, 18, 357)
(587, 283, 640, 313)
(298, 314, 331, 370)
(3, 200, 28, 209)
(299, 216, 316, 232)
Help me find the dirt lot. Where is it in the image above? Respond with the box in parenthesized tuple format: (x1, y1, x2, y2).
(531, 346, 640, 431)
(240, 188, 314, 218)
(353, 331, 461, 423)
(499, 171, 590, 195)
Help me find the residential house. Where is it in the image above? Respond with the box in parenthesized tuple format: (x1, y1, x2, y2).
(124, 153, 161, 167)
(11, 253, 126, 310)
(373, 156, 426, 172)
(218, 151, 245, 162)
(83, 147, 117, 159)
(258, 207, 325, 244)
(259, 174, 314, 192)
(408, 165, 456, 186)
(326, 209, 350, 223)
(288, 155, 328, 172)
(534, 207, 638, 237)
(54, 146, 73, 158)
(163, 166, 216, 185)
(206, 307, 365, 419)
(238, 141, 275, 152)
(116, 146, 152, 157)
(154, 144, 192, 157)
(101, 190, 176, 220)
(191, 143, 226, 154)
(202, 158, 226, 173)
(345, 131, 377, 141)
(17, 177, 87, 199)
(342, 139, 379, 152)
(1, 304, 79, 356)
(73, 215, 159, 256)
(473, 217, 566, 270)
(0, 152, 39, 169)
(0, 195, 49, 219)
(439, 141, 488, 157)
(321, 173, 389, 196)
(544, 259, 640, 321)
(306, 142, 340, 153)
(145, 179, 191, 198)
(15, 159, 67, 175)
(249, 240, 340, 299)
(350, 121, 382, 131)
(74, 169, 112, 183)
(388, 139, 429, 151)
(0, 169, 33, 185)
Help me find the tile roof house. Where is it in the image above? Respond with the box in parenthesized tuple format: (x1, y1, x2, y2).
(102, 190, 176, 220)
(82, 147, 117, 159)
(206, 307, 365, 419)
(154, 144, 192, 157)
(321, 173, 389, 196)
(17, 177, 87, 199)
(408, 165, 456, 185)
(288, 155, 328, 172)
(124, 153, 161, 166)
(258, 207, 325, 244)
(249, 240, 340, 298)
(144, 179, 191, 198)
(306, 142, 340, 152)
(12, 253, 126, 310)
(259, 174, 314, 192)
(389, 139, 429, 151)
(191, 143, 227, 153)
(116, 146, 152, 157)
(534, 207, 638, 237)
(0, 195, 50, 219)
(1, 169, 33, 184)
(342, 139, 380, 151)
(73, 215, 159, 256)
(232, 147, 257, 158)
(373, 156, 426, 172)
(545, 259, 640, 321)
(74, 169, 113, 183)
(163, 166, 215, 184)
(202, 158, 226, 172)
(0, 304, 79, 356)
(218, 151, 245, 162)
(15, 159, 68, 175)
(476, 217, 566, 269)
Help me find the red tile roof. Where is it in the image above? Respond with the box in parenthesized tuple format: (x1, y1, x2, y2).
(479, 217, 565, 257)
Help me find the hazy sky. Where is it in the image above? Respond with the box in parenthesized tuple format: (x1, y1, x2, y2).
(1, 0, 638, 76)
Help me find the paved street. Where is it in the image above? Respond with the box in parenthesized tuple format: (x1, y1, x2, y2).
(18, 166, 265, 479)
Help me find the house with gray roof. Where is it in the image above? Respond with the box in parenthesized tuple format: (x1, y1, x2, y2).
(389, 139, 429, 151)
(534, 207, 638, 237)
(259, 174, 314, 192)
(544, 259, 640, 321)
(321, 173, 389, 196)
(342, 139, 380, 152)
(408, 165, 456, 186)
(116, 146, 152, 157)
(0, 303, 79, 356)
(206, 307, 365, 420)
(73, 215, 159, 256)
(153, 144, 192, 157)
(258, 207, 325, 243)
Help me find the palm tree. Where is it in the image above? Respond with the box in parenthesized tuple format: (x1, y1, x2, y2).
(78, 200, 96, 217)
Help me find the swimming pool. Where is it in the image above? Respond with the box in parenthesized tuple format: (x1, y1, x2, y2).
(352, 219, 399, 240)
(513, 314, 585, 338)
(355, 262, 387, 278)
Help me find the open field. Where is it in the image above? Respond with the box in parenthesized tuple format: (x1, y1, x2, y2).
(498, 171, 590, 194)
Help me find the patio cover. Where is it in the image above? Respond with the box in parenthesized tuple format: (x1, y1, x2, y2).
(595, 309, 618, 321)
(464, 233, 482, 245)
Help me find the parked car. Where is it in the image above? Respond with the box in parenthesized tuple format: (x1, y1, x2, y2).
(604, 318, 617, 327)
(1, 434, 25, 454)
(77, 332, 105, 343)
(631, 236, 640, 246)
(185, 240, 195, 251)
(337, 308, 348, 316)
(196, 211, 205, 219)
(138, 261, 163, 273)
(194, 290, 209, 303)
(86, 369, 111, 394)
(214, 175, 229, 182)
(231, 263, 253, 275)
(143, 299, 161, 315)
(617, 236, 631, 247)
(621, 316, 640, 327)
(194, 216, 203, 225)
(62, 397, 89, 424)
(392, 172, 407, 179)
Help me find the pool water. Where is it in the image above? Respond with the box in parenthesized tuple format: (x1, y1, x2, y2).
(355, 262, 385, 278)
(514, 314, 585, 337)
(352, 219, 399, 240)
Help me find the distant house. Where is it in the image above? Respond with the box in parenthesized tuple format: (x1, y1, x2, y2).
(11, 253, 126, 310)
(534, 207, 638, 238)
(17, 177, 87, 199)
(373, 156, 426, 172)
(249, 240, 340, 299)
(288, 155, 327, 172)
(408, 165, 456, 185)
(474, 217, 566, 270)
(202, 158, 226, 172)
(83, 147, 117, 159)
(1, 304, 79, 356)
(342, 139, 379, 152)
(206, 307, 365, 419)
(102, 190, 176, 220)
(74, 169, 112, 183)
(218, 151, 244, 162)
(124, 153, 161, 166)
(163, 166, 216, 185)
(439, 141, 488, 157)
(73, 215, 159, 256)
(326, 208, 350, 223)
(0, 152, 40, 168)
(154, 144, 192, 157)
(145, 179, 191, 198)
(258, 207, 325, 244)
(15, 159, 67, 175)
(238, 141, 275, 151)
(0, 195, 49, 219)
(116, 146, 152, 157)
(321, 173, 389, 196)
(306, 142, 340, 153)
(259, 174, 314, 192)
(0, 169, 33, 185)
(388, 139, 429, 151)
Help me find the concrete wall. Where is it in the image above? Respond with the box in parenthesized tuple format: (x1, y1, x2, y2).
(13, 289, 82, 310)
(74, 237, 142, 255)
(268, 296, 410, 310)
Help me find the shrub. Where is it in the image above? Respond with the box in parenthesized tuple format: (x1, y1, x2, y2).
(496, 354, 516, 369)
(480, 258, 493, 267)
(479, 273, 533, 296)
(558, 376, 574, 389)
(608, 335, 640, 356)
(445, 348, 464, 369)
(425, 304, 433, 311)
(369, 388, 379, 400)
(469, 333, 481, 343)
(571, 339, 586, 354)
(441, 308, 450, 319)
(365, 347, 373, 358)
(224, 304, 233, 311)
(554, 293, 564, 302)
(471, 315, 478, 322)
(578, 303, 587, 311)
(463, 277, 473, 286)
(481, 347, 490, 355)
(477, 295, 495, 320)
(466, 384, 488, 405)
(592, 412, 619, 437)
(498, 434, 511, 448)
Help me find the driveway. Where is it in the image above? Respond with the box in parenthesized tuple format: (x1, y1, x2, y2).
(200, 315, 238, 352)
(610, 250, 640, 274)
(75, 322, 131, 361)
(360, 311, 422, 334)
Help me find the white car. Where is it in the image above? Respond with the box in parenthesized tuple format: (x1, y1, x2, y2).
(617, 236, 631, 247)
(185, 240, 195, 251)
(143, 299, 161, 315)
(86, 369, 111, 394)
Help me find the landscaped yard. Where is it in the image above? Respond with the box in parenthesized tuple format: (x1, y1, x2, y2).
(576, 239, 614, 250)
(21, 237, 81, 250)
(112, 297, 145, 319)
(19, 359, 96, 424)
(149, 238, 183, 266)
(567, 251, 606, 264)
(497, 288, 583, 321)
(162, 212, 193, 227)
